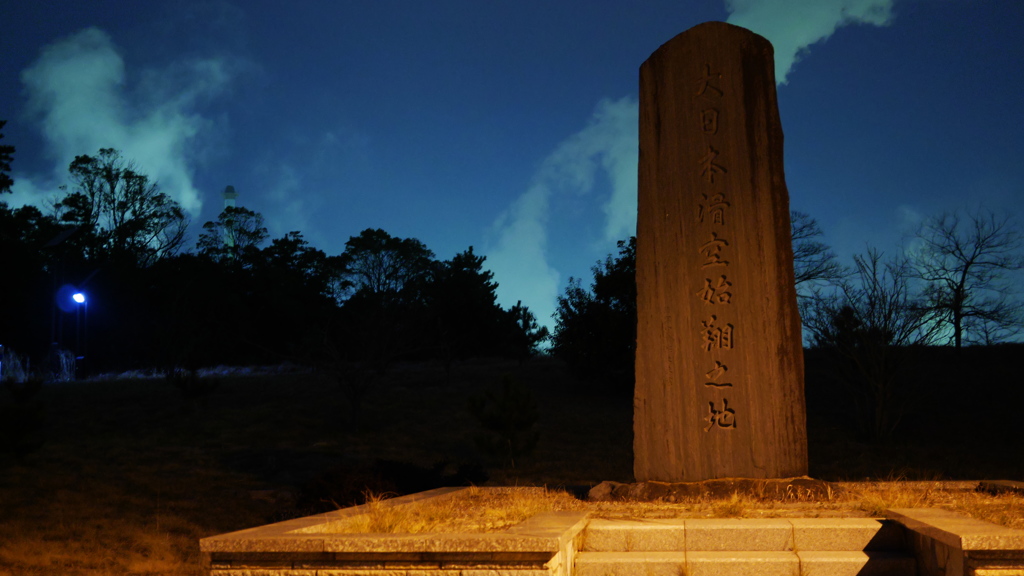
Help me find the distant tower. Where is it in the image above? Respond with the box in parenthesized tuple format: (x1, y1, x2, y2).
(223, 185, 238, 209)
(222, 185, 239, 254)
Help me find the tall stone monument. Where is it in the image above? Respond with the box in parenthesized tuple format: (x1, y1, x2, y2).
(634, 22, 807, 482)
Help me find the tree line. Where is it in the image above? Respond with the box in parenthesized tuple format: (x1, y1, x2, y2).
(0, 135, 547, 380)
(3, 121, 1022, 440)
(550, 206, 1023, 439)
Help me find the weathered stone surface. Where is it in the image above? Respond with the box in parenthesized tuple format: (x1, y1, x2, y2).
(887, 508, 1024, 576)
(887, 508, 1024, 551)
(796, 551, 917, 576)
(978, 480, 1024, 496)
(581, 517, 917, 556)
(634, 20, 807, 482)
(314, 572, 404, 576)
(685, 519, 793, 551)
(207, 565, 315, 569)
(789, 518, 907, 552)
(574, 551, 688, 576)
(578, 550, 915, 576)
(459, 571, 553, 576)
(587, 477, 830, 502)
(582, 519, 687, 552)
(685, 551, 799, 576)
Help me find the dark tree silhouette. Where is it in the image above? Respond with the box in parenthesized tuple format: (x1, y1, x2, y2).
(0, 204, 67, 358)
(248, 231, 343, 362)
(468, 374, 540, 468)
(324, 229, 438, 372)
(801, 249, 940, 440)
(424, 247, 508, 369)
(911, 209, 1024, 347)
(260, 231, 338, 297)
(339, 228, 435, 300)
(552, 212, 842, 390)
(791, 210, 845, 294)
(506, 301, 549, 364)
(0, 120, 14, 194)
(197, 205, 269, 262)
(551, 237, 636, 389)
(54, 148, 187, 266)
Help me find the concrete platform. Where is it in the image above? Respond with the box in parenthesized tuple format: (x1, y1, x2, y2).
(582, 517, 906, 552)
(575, 550, 916, 576)
(202, 488, 589, 576)
(579, 517, 915, 576)
(200, 488, 1024, 576)
(886, 508, 1024, 576)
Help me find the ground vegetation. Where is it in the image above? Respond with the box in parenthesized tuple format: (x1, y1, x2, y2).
(0, 353, 1021, 575)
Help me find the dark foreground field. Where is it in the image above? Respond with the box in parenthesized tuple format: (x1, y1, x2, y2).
(0, 348, 1021, 575)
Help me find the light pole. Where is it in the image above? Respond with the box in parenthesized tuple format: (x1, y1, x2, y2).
(72, 292, 87, 378)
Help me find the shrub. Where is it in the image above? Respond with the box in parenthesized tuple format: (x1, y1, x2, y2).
(468, 374, 539, 468)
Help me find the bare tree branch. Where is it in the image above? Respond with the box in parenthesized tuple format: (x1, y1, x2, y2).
(791, 210, 846, 294)
(911, 208, 1024, 347)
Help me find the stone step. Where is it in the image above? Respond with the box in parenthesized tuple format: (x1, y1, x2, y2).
(582, 518, 907, 552)
(575, 550, 917, 576)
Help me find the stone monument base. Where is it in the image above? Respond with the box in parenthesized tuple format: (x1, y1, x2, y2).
(588, 476, 832, 502)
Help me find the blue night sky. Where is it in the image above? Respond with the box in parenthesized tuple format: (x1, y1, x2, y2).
(2, 0, 1022, 329)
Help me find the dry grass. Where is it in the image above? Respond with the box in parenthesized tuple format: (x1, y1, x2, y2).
(320, 486, 586, 533)
(587, 480, 1024, 529)
(843, 481, 1024, 529)
(322, 480, 1024, 534)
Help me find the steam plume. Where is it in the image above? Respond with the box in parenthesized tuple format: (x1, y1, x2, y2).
(726, 0, 895, 83)
(486, 97, 637, 328)
(14, 27, 230, 215)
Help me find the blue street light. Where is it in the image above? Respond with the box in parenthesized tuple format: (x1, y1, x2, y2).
(73, 291, 88, 378)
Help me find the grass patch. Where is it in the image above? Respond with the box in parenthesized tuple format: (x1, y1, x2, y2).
(587, 480, 1024, 529)
(316, 481, 1024, 533)
(320, 486, 585, 533)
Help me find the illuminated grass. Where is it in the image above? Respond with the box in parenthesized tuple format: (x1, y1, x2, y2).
(321, 486, 586, 534)
(587, 480, 1024, 529)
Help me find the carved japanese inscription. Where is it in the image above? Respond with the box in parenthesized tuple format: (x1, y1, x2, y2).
(634, 22, 808, 482)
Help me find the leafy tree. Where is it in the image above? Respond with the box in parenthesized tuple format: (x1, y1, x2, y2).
(54, 148, 188, 267)
(911, 209, 1024, 347)
(323, 229, 437, 370)
(338, 228, 435, 300)
(551, 237, 636, 389)
(261, 232, 338, 294)
(251, 231, 342, 360)
(801, 249, 940, 440)
(505, 301, 550, 364)
(0, 120, 14, 194)
(154, 231, 343, 372)
(424, 247, 508, 370)
(197, 205, 269, 262)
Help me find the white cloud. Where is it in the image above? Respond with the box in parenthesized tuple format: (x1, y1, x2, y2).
(725, 0, 895, 84)
(14, 27, 231, 216)
(3, 178, 51, 211)
(486, 97, 638, 328)
(489, 2, 900, 330)
(264, 163, 311, 239)
(487, 183, 561, 324)
(588, 100, 639, 244)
